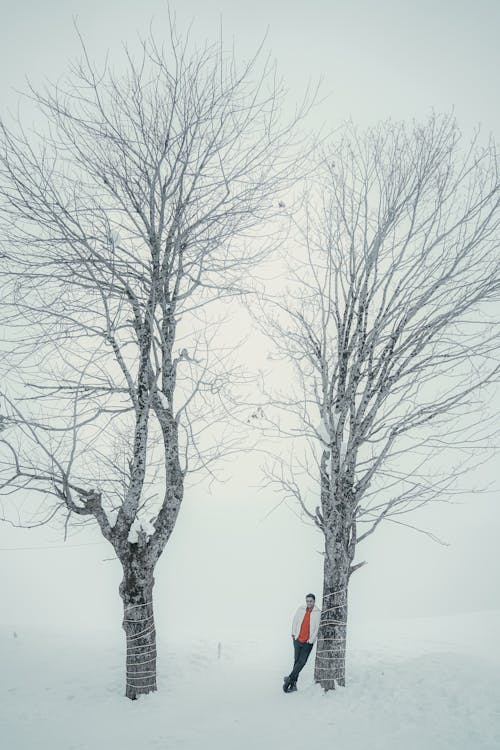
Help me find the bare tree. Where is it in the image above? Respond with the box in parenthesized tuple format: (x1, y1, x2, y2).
(256, 113, 500, 690)
(0, 23, 310, 699)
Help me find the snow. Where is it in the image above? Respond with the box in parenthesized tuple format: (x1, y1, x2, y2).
(317, 417, 331, 445)
(317, 414, 348, 461)
(127, 517, 156, 544)
(339, 441, 347, 464)
(106, 509, 119, 528)
(1, 610, 499, 749)
(158, 392, 170, 409)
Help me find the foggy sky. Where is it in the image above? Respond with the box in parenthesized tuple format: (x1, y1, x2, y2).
(0, 0, 499, 639)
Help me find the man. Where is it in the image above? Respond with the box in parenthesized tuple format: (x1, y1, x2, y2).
(283, 593, 321, 693)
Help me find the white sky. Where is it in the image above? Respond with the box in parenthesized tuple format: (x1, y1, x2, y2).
(0, 0, 499, 639)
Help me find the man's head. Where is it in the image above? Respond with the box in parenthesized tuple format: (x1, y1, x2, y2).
(305, 593, 315, 610)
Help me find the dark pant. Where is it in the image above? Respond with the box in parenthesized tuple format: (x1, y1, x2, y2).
(289, 638, 313, 684)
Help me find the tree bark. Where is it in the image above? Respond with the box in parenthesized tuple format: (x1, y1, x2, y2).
(314, 529, 350, 690)
(119, 560, 157, 700)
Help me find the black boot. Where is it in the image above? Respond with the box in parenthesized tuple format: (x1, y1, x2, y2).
(289, 681, 297, 692)
(283, 675, 292, 693)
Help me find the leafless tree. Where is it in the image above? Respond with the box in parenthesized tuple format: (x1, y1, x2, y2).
(256, 113, 500, 690)
(0, 23, 310, 699)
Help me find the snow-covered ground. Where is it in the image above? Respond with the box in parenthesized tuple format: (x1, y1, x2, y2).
(1, 610, 499, 750)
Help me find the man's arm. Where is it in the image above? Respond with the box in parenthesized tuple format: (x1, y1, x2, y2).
(309, 609, 321, 643)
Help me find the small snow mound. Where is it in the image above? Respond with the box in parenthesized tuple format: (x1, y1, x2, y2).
(127, 517, 155, 544)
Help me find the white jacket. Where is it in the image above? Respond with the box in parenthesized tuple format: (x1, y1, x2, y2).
(291, 604, 321, 644)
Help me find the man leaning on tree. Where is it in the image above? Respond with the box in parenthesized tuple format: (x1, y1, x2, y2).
(283, 593, 321, 693)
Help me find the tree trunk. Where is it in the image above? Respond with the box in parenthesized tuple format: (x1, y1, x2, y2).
(314, 531, 349, 690)
(119, 562, 157, 700)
